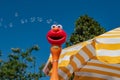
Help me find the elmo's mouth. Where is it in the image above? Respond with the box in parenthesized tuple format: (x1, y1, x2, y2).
(48, 35, 64, 41)
(49, 36, 63, 40)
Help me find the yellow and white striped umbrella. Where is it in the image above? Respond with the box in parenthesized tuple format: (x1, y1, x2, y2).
(95, 27, 120, 64)
(74, 57, 120, 80)
(43, 27, 120, 80)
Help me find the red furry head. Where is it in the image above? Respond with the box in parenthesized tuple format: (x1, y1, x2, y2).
(47, 24, 67, 46)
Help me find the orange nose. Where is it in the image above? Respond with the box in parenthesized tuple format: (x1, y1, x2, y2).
(52, 27, 60, 32)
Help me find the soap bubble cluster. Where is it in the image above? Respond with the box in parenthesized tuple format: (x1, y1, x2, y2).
(0, 12, 58, 29)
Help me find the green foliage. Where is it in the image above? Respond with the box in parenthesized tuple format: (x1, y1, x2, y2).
(0, 45, 45, 80)
(69, 73, 74, 80)
(66, 15, 106, 47)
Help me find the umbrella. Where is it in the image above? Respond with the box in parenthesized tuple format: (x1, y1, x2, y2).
(43, 27, 120, 80)
(95, 27, 120, 64)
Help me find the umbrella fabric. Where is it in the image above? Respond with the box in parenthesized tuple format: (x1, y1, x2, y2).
(58, 40, 96, 80)
(95, 27, 120, 64)
(74, 57, 120, 80)
(43, 27, 120, 80)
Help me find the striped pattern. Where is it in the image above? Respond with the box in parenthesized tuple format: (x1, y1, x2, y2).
(74, 57, 120, 80)
(95, 27, 120, 64)
(44, 27, 120, 80)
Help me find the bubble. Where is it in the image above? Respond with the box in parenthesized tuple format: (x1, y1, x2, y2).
(46, 19, 52, 24)
(15, 12, 18, 17)
(20, 19, 25, 24)
(24, 19, 28, 23)
(37, 17, 43, 22)
(30, 17, 36, 23)
(9, 23, 13, 28)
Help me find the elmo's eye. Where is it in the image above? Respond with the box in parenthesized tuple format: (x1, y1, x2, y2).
(57, 25, 62, 29)
(51, 25, 56, 29)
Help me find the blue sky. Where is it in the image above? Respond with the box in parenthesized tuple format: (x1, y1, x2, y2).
(0, 0, 120, 79)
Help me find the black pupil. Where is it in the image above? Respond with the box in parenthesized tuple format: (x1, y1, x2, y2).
(53, 26, 55, 28)
(58, 26, 60, 28)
